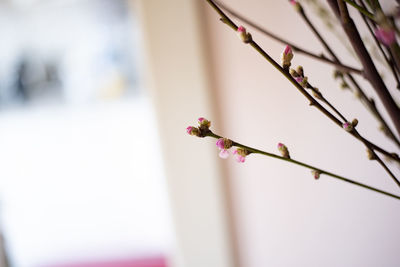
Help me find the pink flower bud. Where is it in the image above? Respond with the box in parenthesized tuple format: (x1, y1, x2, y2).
(342, 122, 353, 132)
(186, 126, 194, 134)
(186, 126, 200, 136)
(311, 170, 321, 179)
(216, 138, 233, 159)
(295, 76, 308, 87)
(216, 138, 225, 149)
(198, 117, 211, 129)
(233, 148, 250, 163)
(290, 0, 302, 11)
(375, 27, 396, 46)
(237, 26, 252, 43)
(281, 45, 294, 69)
(277, 142, 290, 158)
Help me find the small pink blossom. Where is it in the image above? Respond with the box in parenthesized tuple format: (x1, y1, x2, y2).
(219, 149, 230, 159)
(216, 138, 233, 159)
(233, 148, 250, 163)
(198, 117, 205, 123)
(233, 150, 246, 163)
(290, 0, 298, 5)
(375, 27, 396, 46)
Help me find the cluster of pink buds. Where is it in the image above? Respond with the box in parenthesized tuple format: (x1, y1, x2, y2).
(186, 117, 212, 137)
(216, 138, 233, 159)
(186, 126, 200, 136)
(237, 26, 252, 43)
(216, 138, 250, 163)
(277, 143, 290, 159)
(281, 45, 293, 70)
(311, 170, 321, 180)
(233, 148, 250, 163)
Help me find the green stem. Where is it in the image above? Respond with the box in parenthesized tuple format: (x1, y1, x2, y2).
(206, 132, 400, 200)
(343, 0, 375, 20)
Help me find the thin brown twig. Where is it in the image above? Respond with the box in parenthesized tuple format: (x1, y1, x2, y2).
(358, 0, 400, 81)
(213, 0, 364, 76)
(332, 0, 400, 139)
(296, 1, 400, 147)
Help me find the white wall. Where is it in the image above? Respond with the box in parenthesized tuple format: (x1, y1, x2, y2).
(202, 0, 400, 266)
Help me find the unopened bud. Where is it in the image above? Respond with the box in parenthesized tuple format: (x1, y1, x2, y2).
(277, 143, 290, 159)
(312, 88, 323, 100)
(198, 117, 211, 129)
(290, 68, 299, 77)
(186, 126, 200, 137)
(333, 70, 343, 79)
(351, 118, 358, 127)
(237, 26, 252, 43)
(290, 0, 302, 12)
(311, 170, 321, 179)
(296, 65, 304, 77)
(342, 122, 353, 132)
(366, 148, 375, 160)
(295, 76, 308, 87)
(216, 138, 233, 150)
(281, 45, 293, 70)
(340, 81, 349, 89)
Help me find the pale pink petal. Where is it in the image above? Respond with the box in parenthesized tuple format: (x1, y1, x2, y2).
(219, 149, 230, 159)
(235, 155, 245, 163)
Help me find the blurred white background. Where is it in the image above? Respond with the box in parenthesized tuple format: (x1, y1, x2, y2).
(0, 0, 173, 266)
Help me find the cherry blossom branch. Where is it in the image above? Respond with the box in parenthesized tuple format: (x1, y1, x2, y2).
(187, 122, 400, 201)
(204, 0, 400, 187)
(213, 0, 363, 76)
(359, 0, 400, 83)
(331, 0, 400, 139)
(292, 1, 400, 147)
(357, 0, 400, 89)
